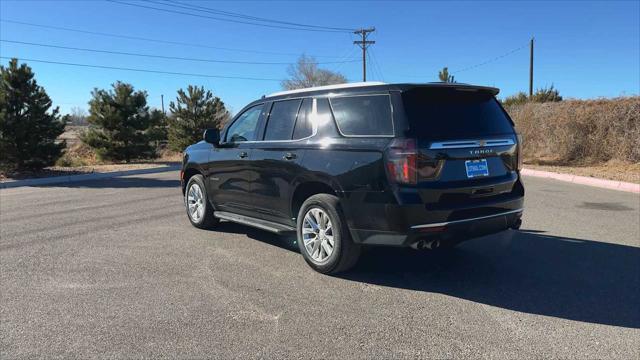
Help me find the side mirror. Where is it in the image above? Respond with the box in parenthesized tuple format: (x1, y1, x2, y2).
(203, 128, 220, 146)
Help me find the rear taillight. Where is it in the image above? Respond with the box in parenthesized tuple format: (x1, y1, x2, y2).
(516, 133, 523, 171)
(386, 138, 418, 185)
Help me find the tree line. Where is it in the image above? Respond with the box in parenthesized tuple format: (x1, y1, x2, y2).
(0, 58, 231, 171)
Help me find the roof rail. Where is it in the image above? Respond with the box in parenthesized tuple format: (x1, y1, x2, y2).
(267, 81, 386, 97)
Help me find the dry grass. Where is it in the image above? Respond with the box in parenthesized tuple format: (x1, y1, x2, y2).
(505, 97, 640, 165)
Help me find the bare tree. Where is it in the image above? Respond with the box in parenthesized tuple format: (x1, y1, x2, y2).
(281, 55, 347, 90)
(67, 106, 88, 126)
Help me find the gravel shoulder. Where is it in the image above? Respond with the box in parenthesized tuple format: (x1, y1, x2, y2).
(524, 161, 639, 184)
(0, 162, 179, 182)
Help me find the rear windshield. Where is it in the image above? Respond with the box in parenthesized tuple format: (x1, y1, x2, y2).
(401, 88, 514, 139)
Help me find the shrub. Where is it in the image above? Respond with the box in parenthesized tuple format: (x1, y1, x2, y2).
(505, 97, 640, 165)
(502, 86, 563, 107)
(0, 58, 65, 170)
(531, 85, 562, 103)
(502, 92, 529, 107)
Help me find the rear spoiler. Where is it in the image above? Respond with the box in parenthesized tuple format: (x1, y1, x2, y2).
(400, 83, 500, 96)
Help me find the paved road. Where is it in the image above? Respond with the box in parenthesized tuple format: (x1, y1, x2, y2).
(1, 172, 638, 359)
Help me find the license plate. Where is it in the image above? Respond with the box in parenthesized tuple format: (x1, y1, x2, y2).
(465, 159, 489, 178)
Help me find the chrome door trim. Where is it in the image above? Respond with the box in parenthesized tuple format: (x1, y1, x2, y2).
(429, 138, 515, 150)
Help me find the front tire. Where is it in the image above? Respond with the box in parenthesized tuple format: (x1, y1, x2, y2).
(297, 194, 361, 274)
(185, 175, 219, 229)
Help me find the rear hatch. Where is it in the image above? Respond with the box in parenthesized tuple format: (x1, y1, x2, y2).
(399, 86, 520, 206)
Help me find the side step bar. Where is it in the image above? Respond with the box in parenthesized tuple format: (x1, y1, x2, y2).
(214, 211, 295, 234)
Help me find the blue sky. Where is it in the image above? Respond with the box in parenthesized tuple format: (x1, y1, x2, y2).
(1, 0, 638, 114)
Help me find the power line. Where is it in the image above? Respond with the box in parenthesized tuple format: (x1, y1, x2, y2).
(0, 19, 348, 58)
(0, 56, 282, 81)
(368, 48, 385, 82)
(0, 39, 358, 65)
(330, 47, 357, 75)
(451, 43, 528, 74)
(108, 0, 352, 33)
(148, 0, 355, 32)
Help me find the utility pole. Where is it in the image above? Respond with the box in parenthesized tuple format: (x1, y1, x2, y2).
(161, 94, 165, 114)
(529, 37, 534, 97)
(353, 27, 375, 82)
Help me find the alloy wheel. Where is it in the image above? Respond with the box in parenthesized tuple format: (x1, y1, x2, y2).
(302, 207, 335, 262)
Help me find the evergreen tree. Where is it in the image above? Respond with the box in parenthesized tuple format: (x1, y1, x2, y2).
(438, 67, 455, 83)
(82, 82, 164, 162)
(0, 58, 65, 170)
(167, 85, 229, 151)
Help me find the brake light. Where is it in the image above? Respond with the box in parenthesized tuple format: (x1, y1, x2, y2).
(516, 134, 523, 171)
(386, 138, 418, 185)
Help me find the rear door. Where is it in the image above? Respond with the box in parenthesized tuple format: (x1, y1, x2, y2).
(400, 87, 518, 203)
(250, 98, 313, 225)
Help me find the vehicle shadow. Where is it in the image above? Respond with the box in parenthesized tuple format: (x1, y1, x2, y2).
(36, 177, 181, 189)
(339, 229, 640, 329)
(207, 222, 640, 328)
(209, 221, 300, 252)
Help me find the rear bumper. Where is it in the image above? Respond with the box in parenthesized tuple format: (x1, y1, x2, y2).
(349, 207, 523, 247)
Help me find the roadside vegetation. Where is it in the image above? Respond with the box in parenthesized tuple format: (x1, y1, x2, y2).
(506, 96, 639, 166)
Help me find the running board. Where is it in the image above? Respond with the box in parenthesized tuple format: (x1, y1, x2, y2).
(214, 211, 295, 234)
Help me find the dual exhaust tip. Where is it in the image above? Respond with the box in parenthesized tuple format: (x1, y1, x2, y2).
(410, 239, 440, 250)
(411, 218, 522, 250)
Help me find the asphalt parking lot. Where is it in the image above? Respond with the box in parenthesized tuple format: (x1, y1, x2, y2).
(1, 171, 638, 359)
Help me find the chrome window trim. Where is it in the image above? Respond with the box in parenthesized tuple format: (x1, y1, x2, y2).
(328, 93, 396, 138)
(227, 98, 319, 144)
(429, 138, 515, 150)
(411, 208, 523, 229)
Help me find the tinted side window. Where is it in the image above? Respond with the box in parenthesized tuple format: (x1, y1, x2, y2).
(264, 99, 302, 141)
(226, 104, 263, 143)
(292, 98, 313, 139)
(330, 95, 393, 136)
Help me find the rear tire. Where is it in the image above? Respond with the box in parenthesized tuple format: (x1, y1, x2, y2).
(297, 194, 361, 274)
(185, 175, 219, 229)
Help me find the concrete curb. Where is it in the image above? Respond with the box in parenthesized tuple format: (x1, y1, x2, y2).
(0, 164, 181, 189)
(521, 168, 640, 194)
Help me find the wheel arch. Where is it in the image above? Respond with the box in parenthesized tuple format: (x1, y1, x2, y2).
(182, 166, 203, 194)
(290, 181, 342, 222)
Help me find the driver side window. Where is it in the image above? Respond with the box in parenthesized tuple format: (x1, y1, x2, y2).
(225, 104, 263, 143)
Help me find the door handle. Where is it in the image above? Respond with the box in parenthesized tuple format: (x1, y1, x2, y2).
(238, 151, 248, 159)
(283, 152, 297, 160)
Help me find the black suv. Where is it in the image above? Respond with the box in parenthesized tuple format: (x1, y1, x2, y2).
(181, 82, 524, 274)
